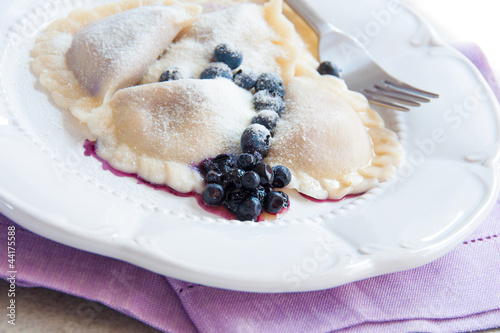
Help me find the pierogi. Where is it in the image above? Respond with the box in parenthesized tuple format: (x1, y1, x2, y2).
(266, 76, 403, 199)
(32, 0, 201, 122)
(67, 5, 201, 101)
(87, 79, 255, 193)
(31, 0, 404, 207)
(140, 0, 304, 85)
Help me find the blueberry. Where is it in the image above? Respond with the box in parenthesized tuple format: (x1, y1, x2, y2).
(252, 161, 274, 186)
(200, 62, 233, 80)
(317, 61, 342, 78)
(222, 168, 244, 190)
(241, 124, 271, 157)
(271, 165, 292, 188)
(263, 191, 289, 214)
(255, 72, 285, 97)
(214, 43, 243, 70)
(253, 90, 285, 114)
(249, 185, 269, 202)
(242, 171, 260, 190)
(237, 153, 257, 171)
(205, 170, 223, 185)
(251, 151, 263, 162)
(281, 191, 289, 206)
(199, 158, 216, 176)
(224, 188, 247, 212)
(233, 69, 257, 90)
(251, 110, 279, 132)
(236, 196, 262, 221)
(212, 154, 237, 172)
(202, 184, 225, 206)
(159, 67, 185, 82)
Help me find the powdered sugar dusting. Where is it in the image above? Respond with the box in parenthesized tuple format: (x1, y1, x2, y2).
(87, 78, 256, 192)
(142, 3, 284, 83)
(266, 76, 403, 200)
(32, 0, 404, 199)
(67, 4, 201, 99)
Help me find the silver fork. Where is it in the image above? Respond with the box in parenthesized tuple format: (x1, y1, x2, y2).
(285, 0, 439, 111)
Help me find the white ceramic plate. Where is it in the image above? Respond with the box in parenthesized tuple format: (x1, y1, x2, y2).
(0, 0, 499, 293)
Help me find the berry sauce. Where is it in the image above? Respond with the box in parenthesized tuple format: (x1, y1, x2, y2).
(84, 140, 191, 198)
(83, 140, 283, 221)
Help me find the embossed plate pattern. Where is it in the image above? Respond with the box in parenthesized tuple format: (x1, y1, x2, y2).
(0, 0, 499, 292)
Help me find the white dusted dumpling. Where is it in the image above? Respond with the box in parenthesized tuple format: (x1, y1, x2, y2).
(266, 76, 403, 199)
(141, 0, 304, 84)
(87, 79, 256, 193)
(67, 4, 201, 100)
(31, 0, 201, 123)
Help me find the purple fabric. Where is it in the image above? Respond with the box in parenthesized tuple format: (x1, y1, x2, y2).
(1, 44, 500, 333)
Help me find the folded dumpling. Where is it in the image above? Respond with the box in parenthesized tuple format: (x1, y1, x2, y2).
(265, 76, 404, 199)
(32, 0, 201, 123)
(86, 79, 255, 193)
(141, 0, 307, 85)
(67, 4, 201, 100)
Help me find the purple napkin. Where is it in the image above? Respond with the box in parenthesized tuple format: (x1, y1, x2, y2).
(1, 44, 500, 333)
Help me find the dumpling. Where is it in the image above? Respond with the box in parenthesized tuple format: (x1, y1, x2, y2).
(265, 76, 404, 199)
(86, 79, 256, 193)
(31, 0, 201, 123)
(67, 4, 201, 100)
(141, 0, 308, 85)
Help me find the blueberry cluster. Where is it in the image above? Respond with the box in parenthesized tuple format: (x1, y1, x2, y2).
(242, 72, 286, 158)
(197, 43, 257, 90)
(201, 153, 292, 221)
(317, 61, 342, 78)
(196, 44, 287, 159)
(194, 44, 292, 221)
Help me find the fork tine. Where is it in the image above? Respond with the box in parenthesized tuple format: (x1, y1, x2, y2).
(374, 84, 431, 103)
(385, 80, 440, 98)
(364, 88, 421, 107)
(363, 91, 411, 111)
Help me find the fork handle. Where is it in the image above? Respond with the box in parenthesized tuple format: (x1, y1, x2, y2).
(285, 0, 373, 69)
(285, 0, 335, 37)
